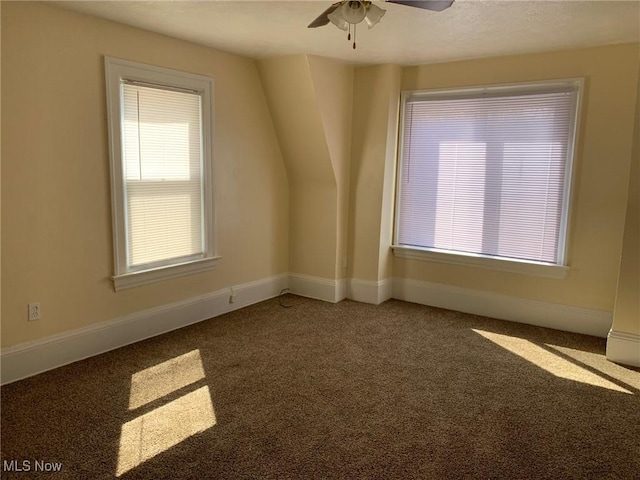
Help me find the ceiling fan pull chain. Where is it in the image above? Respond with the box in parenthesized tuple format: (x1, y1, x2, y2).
(348, 23, 351, 41)
(353, 23, 357, 49)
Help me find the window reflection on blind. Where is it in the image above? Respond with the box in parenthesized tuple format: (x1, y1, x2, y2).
(397, 88, 576, 264)
(122, 83, 204, 269)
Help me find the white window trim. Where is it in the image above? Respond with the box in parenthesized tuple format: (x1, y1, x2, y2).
(393, 78, 583, 276)
(105, 57, 218, 291)
(111, 257, 221, 291)
(391, 245, 569, 279)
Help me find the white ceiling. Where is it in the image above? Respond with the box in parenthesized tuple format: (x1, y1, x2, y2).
(54, 0, 640, 66)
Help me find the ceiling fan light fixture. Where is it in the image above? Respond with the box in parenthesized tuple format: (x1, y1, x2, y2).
(328, 6, 349, 30)
(311, 0, 417, 49)
(364, 3, 386, 28)
(308, 0, 453, 50)
(341, 1, 367, 24)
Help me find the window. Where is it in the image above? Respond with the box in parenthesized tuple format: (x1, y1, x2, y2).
(105, 57, 218, 290)
(393, 80, 581, 277)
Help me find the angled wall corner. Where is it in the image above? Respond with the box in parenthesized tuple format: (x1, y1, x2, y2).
(348, 64, 402, 286)
(608, 58, 640, 366)
(257, 55, 342, 285)
(308, 55, 354, 281)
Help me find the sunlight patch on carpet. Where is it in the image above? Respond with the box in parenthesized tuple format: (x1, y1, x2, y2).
(117, 386, 216, 476)
(117, 349, 216, 476)
(473, 329, 632, 394)
(546, 344, 640, 392)
(129, 350, 206, 410)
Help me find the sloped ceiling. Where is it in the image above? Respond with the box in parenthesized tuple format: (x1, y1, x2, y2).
(54, 0, 640, 66)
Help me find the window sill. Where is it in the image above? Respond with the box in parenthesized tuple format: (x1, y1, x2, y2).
(112, 256, 221, 291)
(391, 245, 568, 279)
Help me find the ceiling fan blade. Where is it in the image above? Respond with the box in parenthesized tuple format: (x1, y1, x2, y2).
(308, 2, 343, 28)
(386, 0, 454, 12)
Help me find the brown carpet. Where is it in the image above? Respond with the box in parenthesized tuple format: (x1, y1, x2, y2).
(2, 296, 639, 479)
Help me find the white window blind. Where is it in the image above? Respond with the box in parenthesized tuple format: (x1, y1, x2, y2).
(396, 83, 579, 265)
(121, 82, 204, 270)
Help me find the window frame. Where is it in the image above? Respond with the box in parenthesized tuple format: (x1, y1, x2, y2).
(392, 79, 583, 278)
(105, 57, 219, 291)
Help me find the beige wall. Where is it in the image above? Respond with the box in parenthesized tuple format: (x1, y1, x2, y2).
(390, 44, 639, 312)
(258, 55, 353, 280)
(308, 55, 353, 279)
(348, 64, 401, 282)
(1, 3, 289, 347)
(2, 2, 638, 353)
(612, 63, 640, 336)
(257, 55, 337, 280)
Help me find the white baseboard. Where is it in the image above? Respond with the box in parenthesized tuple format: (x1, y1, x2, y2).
(289, 273, 346, 303)
(3, 271, 619, 385)
(606, 330, 640, 367)
(336, 279, 347, 303)
(348, 278, 393, 305)
(1, 274, 289, 385)
(392, 277, 612, 338)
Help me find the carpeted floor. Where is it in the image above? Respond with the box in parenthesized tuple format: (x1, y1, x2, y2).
(2, 296, 639, 479)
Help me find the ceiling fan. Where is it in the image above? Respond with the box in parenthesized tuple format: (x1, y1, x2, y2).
(308, 1, 454, 49)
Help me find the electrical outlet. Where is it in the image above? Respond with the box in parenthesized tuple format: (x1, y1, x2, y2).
(28, 302, 40, 321)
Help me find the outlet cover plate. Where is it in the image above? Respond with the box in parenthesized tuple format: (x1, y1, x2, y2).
(28, 302, 40, 321)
